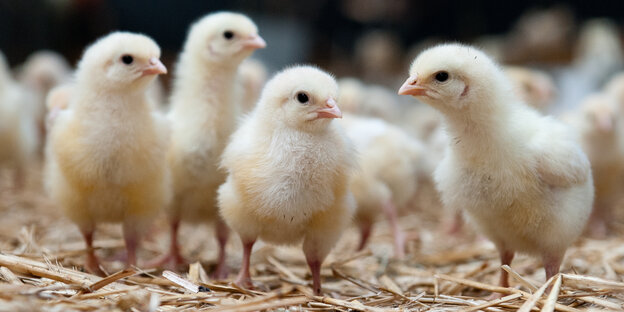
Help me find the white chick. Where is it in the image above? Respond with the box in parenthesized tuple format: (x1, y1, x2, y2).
(218, 66, 355, 295)
(504, 66, 556, 113)
(17, 50, 72, 131)
(337, 78, 402, 123)
(235, 58, 268, 113)
(565, 94, 623, 238)
(163, 12, 266, 275)
(342, 114, 424, 258)
(0, 51, 38, 189)
(399, 44, 593, 293)
(45, 32, 170, 274)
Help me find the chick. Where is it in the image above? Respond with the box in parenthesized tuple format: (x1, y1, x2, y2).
(0, 51, 38, 189)
(17, 51, 72, 123)
(163, 12, 265, 275)
(219, 66, 355, 295)
(399, 44, 593, 292)
(45, 32, 170, 274)
(504, 66, 556, 113)
(342, 114, 424, 258)
(566, 94, 624, 237)
(235, 58, 268, 113)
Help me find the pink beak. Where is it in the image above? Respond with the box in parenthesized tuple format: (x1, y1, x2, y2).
(316, 98, 342, 119)
(398, 74, 427, 96)
(596, 114, 613, 133)
(242, 35, 267, 50)
(142, 57, 167, 76)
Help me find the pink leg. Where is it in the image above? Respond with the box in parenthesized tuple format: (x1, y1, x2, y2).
(446, 211, 464, 236)
(356, 221, 373, 251)
(12, 166, 25, 192)
(123, 222, 139, 267)
(234, 239, 255, 289)
(306, 257, 322, 295)
(145, 219, 187, 270)
(81, 228, 105, 276)
(381, 200, 405, 259)
(211, 219, 230, 279)
(543, 253, 563, 293)
(487, 249, 514, 300)
(543, 254, 563, 280)
(497, 249, 515, 287)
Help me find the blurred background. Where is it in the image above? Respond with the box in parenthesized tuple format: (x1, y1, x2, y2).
(2, 0, 624, 112)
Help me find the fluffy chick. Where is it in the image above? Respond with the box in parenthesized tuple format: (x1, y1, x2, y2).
(566, 94, 624, 237)
(342, 114, 424, 258)
(45, 32, 170, 274)
(163, 12, 265, 274)
(218, 66, 355, 295)
(504, 66, 556, 112)
(399, 44, 593, 293)
(235, 58, 268, 113)
(0, 51, 38, 189)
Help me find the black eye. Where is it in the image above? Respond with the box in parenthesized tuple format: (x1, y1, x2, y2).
(223, 30, 234, 40)
(121, 54, 133, 65)
(296, 92, 309, 104)
(434, 71, 449, 82)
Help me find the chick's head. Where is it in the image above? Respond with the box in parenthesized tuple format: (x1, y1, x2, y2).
(398, 43, 510, 111)
(258, 66, 342, 132)
(186, 12, 265, 65)
(76, 32, 166, 93)
(581, 94, 618, 133)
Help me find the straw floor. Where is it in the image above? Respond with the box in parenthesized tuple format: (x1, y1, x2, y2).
(0, 166, 623, 311)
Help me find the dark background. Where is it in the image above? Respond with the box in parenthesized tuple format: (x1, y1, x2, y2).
(1, 0, 623, 75)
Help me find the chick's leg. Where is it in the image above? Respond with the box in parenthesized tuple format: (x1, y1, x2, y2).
(356, 220, 373, 251)
(234, 238, 255, 289)
(381, 199, 405, 259)
(497, 249, 515, 288)
(80, 228, 105, 276)
(122, 222, 139, 267)
(145, 219, 187, 270)
(211, 218, 229, 279)
(487, 248, 514, 300)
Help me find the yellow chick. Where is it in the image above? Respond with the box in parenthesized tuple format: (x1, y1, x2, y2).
(218, 66, 356, 295)
(162, 12, 265, 275)
(399, 44, 593, 294)
(0, 51, 38, 189)
(45, 32, 170, 274)
(342, 114, 424, 258)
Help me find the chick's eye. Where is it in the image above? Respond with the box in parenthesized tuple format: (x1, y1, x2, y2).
(296, 92, 309, 104)
(121, 55, 133, 65)
(434, 71, 449, 82)
(223, 30, 234, 40)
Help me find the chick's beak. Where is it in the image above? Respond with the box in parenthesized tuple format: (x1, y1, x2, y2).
(596, 113, 613, 133)
(242, 35, 266, 50)
(398, 75, 427, 96)
(142, 57, 167, 76)
(316, 98, 342, 119)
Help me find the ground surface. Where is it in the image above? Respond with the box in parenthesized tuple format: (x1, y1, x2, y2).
(0, 167, 623, 311)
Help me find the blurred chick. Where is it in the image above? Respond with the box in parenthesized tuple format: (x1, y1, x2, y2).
(0, 51, 38, 189)
(45, 32, 170, 274)
(399, 44, 593, 293)
(219, 66, 356, 295)
(341, 114, 424, 258)
(235, 58, 268, 113)
(504, 66, 556, 113)
(337, 78, 402, 123)
(17, 51, 72, 135)
(163, 12, 265, 275)
(564, 94, 623, 238)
